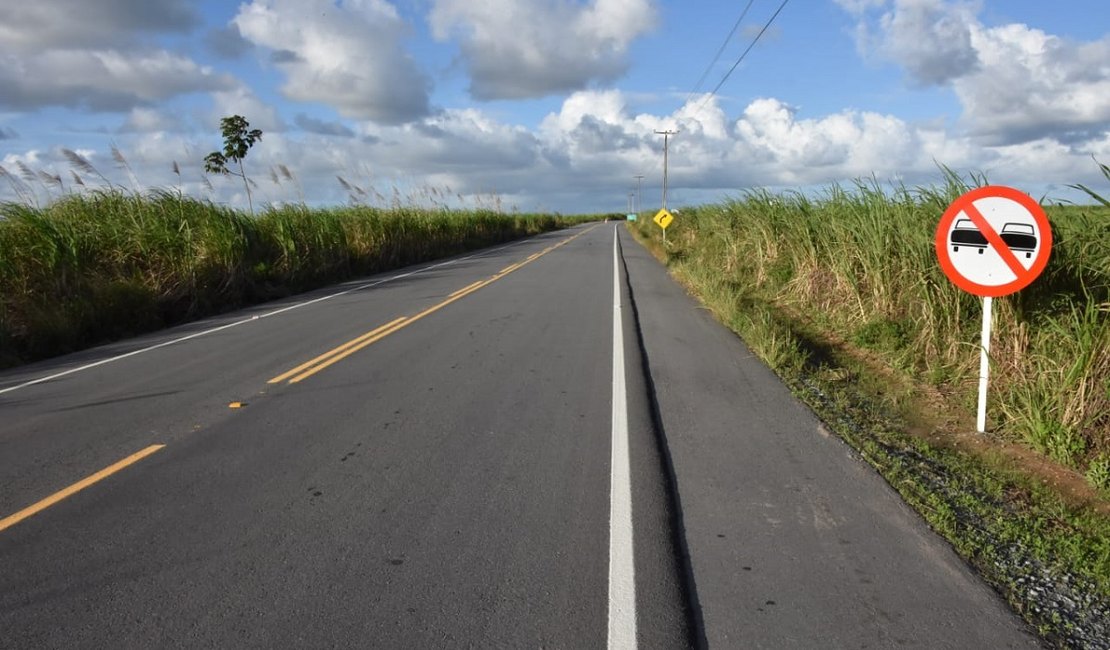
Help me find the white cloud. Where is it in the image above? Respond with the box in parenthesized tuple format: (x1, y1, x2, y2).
(844, 0, 1110, 145)
(877, 0, 980, 86)
(956, 23, 1110, 144)
(233, 0, 431, 124)
(5, 89, 1107, 213)
(541, 90, 637, 134)
(0, 0, 235, 113)
(0, 49, 236, 112)
(0, 0, 197, 51)
(734, 98, 918, 183)
(429, 0, 657, 100)
(210, 87, 286, 133)
(120, 107, 187, 133)
(356, 109, 543, 192)
(295, 114, 356, 138)
(531, 90, 1108, 200)
(535, 91, 935, 191)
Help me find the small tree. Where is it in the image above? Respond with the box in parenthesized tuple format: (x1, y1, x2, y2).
(205, 115, 263, 215)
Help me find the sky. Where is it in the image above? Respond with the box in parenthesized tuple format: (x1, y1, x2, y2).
(1, 0, 1109, 214)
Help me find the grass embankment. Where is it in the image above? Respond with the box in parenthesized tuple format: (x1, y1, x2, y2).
(631, 171, 1109, 645)
(0, 191, 599, 367)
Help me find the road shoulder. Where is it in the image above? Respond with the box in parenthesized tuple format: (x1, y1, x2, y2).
(618, 228, 1039, 648)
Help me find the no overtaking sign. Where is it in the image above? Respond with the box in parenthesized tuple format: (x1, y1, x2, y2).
(934, 185, 1052, 297)
(934, 185, 1053, 434)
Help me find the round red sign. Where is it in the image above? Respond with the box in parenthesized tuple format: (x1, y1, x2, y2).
(934, 185, 1052, 297)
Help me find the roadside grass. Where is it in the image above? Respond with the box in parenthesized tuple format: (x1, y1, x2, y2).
(629, 171, 1110, 646)
(0, 191, 600, 367)
(637, 171, 1108, 478)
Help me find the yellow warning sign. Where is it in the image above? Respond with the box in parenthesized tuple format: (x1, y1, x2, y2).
(653, 209, 674, 230)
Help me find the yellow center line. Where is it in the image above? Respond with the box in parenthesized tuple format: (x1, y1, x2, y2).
(268, 317, 408, 384)
(0, 444, 165, 533)
(289, 282, 491, 384)
(273, 224, 600, 385)
(448, 280, 484, 298)
(288, 316, 416, 383)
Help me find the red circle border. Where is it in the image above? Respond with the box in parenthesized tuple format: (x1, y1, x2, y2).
(934, 185, 1052, 297)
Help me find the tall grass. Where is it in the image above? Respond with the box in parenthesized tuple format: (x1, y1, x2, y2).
(635, 170, 1109, 481)
(0, 191, 596, 366)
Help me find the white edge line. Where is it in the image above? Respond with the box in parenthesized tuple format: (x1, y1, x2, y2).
(608, 224, 637, 649)
(0, 233, 554, 396)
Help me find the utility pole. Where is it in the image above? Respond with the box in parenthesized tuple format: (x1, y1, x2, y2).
(627, 192, 634, 214)
(654, 130, 677, 209)
(634, 175, 644, 213)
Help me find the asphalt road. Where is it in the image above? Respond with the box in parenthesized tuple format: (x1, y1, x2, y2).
(0, 223, 1038, 648)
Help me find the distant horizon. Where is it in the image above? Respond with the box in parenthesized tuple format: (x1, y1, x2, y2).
(3, 163, 1107, 217)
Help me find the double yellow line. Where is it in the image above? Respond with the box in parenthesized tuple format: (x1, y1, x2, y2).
(0, 227, 599, 535)
(268, 225, 597, 385)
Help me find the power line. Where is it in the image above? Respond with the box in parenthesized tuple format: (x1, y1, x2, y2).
(636, 1, 790, 212)
(683, 0, 757, 105)
(695, 0, 791, 116)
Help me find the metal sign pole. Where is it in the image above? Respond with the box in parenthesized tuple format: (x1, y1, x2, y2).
(976, 296, 993, 433)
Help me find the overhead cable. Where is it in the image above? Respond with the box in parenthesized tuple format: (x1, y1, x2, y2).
(694, 0, 791, 116)
(684, 0, 757, 105)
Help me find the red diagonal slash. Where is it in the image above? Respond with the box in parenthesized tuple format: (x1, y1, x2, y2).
(961, 201, 1029, 280)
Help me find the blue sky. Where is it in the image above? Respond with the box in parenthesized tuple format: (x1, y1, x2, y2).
(2, 0, 1109, 213)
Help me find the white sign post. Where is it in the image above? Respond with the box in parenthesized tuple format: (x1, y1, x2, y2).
(977, 296, 992, 433)
(934, 186, 1052, 433)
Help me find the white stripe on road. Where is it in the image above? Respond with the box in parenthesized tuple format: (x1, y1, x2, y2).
(609, 225, 637, 649)
(0, 236, 543, 396)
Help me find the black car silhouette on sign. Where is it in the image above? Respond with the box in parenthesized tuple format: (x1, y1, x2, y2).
(1000, 223, 1037, 258)
(950, 220, 1037, 258)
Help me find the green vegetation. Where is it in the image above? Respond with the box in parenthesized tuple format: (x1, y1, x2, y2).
(0, 191, 596, 367)
(630, 168, 1110, 644)
(635, 169, 1108, 477)
(204, 115, 264, 216)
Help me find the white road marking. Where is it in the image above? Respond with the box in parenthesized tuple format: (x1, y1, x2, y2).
(609, 225, 637, 649)
(0, 236, 542, 396)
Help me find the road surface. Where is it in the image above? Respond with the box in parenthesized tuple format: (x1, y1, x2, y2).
(0, 223, 1038, 648)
